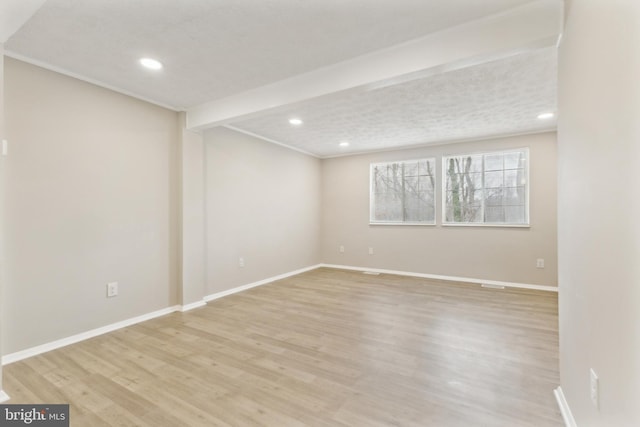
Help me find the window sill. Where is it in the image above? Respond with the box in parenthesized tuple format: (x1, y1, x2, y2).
(369, 222, 436, 226)
(441, 223, 530, 228)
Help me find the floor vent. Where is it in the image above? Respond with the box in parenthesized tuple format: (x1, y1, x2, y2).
(363, 271, 381, 276)
(481, 283, 505, 290)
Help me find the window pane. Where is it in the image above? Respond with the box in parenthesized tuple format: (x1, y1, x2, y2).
(446, 190, 481, 222)
(484, 170, 504, 188)
(504, 186, 526, 205)
(405, 194, 430, 222)
(373, 192, 401, 221)
(463, 205, 482, 222)
(443, 149, 528, 225)
(404, 162, 419, 177)
(484, 153, 504, 171)
(418, 160, 435, 177)
(417, 177, 433, 192)
(371, 158, 435, 223)
(504, 169, 524, 187)
(445, 172, 481, 191)
(485, 206, 505, 222)
(505, 205, 526, 223)
(444, 155, 482, 175)
(484, 188, 503, 206)
(504, 152, 525, 169)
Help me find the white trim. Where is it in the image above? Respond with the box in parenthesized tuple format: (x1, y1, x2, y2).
(440, 223, 530, 228)
(441, 147, 530, 227)
(187, 0, 562, 130)
(369, 157, 437, 225)
(1, 305, 180, 365)
(0, 390, 9, 403)
(554, 386, 577, 427)
(180, 300, 207, 312)
(320, 129, 556, 159)
(0, 265, 322, 366)
(204, 264, 323, 302)
(4, 51, 182, 112)
(369, 222, 437, 227)
(0, 263, 554, 368)
(222, 125, 319, 158)
(319, 264, 558, 292)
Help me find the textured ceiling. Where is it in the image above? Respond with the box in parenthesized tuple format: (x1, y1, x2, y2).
(7, 0, 533, 109)
(230, 47, 557, 157)
(5, 0, 559, 157)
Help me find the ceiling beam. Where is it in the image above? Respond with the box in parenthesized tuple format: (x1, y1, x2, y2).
(0, 0, 47, 43)
(187, 0, 563, 131)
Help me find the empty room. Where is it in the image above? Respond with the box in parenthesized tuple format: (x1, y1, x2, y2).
(0, 1, 638, 426)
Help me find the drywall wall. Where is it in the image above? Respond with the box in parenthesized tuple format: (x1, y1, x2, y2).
(204, 127, 321, 294)
(2, 58, 180, 354)
(0, 45, 6, 399)
(321, 132, 557, 286)
(179, 113, 206, 306)
(558, 1, 640, 425)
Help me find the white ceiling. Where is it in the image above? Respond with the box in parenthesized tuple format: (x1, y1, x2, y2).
(4, 0, 561, 157)
(230, 47, 557, 157)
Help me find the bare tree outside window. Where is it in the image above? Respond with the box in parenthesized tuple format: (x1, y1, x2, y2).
(443, 149, 528, 225)
(370, 158, 436, 224)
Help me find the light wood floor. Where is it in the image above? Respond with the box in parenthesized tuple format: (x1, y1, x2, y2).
(3, 268, 562, 426)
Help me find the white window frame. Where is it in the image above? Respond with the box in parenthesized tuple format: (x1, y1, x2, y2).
(441, 148, 530, 227)
(370, 158, 437, 226)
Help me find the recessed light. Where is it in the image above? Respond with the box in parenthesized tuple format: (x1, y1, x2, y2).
(288, 118, 303, 126)
(537, 112, 554, 120)
(339, 141, 350, 147)
(139, 58, 163, 70)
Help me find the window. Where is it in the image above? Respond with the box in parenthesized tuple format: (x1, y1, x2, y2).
(370, 158, 436, 224)
(443, 149, 528, 226)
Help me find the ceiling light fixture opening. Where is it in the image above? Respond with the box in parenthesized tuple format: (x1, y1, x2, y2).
(139, 57, 163, 70)
(288, 118, 303, 126)
(339, 141, 350, 147)
(537, 112, 554, 120)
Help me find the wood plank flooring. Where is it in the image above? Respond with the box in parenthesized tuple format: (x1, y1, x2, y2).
(3, 268, 563, 426)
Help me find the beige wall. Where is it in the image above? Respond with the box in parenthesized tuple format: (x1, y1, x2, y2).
(179, 114, 206, 306)
(204, 127, 321, 294)
(321, 132, 557, 286)
(0, 52, 560, 377)
(2, 58, 180, 354)
(558, 1, 640, 425)
(0, 45, 5, 397)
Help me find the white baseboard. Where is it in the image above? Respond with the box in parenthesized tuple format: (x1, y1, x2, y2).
(319, 264, 558, 292)
(204, 264, 323, 302)
(0, 390, 9, 403)
(179, 300, 207, 312)
(0, 262, 552, 368)
(1, 264, 322, 366)
(1, 305, 180, 366)
(554, 386, 577, 427)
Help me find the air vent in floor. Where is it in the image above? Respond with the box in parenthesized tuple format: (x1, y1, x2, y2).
(481, 283, 505, 290)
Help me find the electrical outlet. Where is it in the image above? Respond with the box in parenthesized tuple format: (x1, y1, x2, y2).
(368, 247, 374, 255)
(536, 258, 545, 268)
(339, 245, 345, 253)
(590, 368, 599, 409)
(239, 257, 245, 268)
(107, 282, 118, 297)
